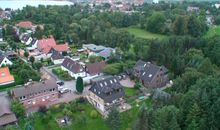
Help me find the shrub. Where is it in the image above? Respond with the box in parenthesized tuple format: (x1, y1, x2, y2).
(90, 110, 98, 119)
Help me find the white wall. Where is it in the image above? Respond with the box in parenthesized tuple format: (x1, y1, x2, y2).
(0, 57, 13, 67)
(51, 58, 64, 65)
(61, 65, 86, 79)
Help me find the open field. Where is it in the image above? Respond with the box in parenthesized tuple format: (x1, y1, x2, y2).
(204, 26, 220, 38)
(122, 27, 167, 40)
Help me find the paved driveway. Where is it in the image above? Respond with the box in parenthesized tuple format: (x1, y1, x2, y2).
(41, 66, 76, 92)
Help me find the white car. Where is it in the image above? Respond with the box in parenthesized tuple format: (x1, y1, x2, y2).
(59, 88, 69, 94)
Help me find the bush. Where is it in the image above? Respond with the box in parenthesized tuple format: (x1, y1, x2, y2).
(90, 110, 98, 119)
(52, 68, 73, 81)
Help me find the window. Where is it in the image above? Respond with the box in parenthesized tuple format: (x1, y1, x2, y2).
(100, 83, 103, 87)
(1, 72, 6, 77)
(114, 79, 117, 83)
(110, 80, 113, 84)
(104, 82, 107, 86)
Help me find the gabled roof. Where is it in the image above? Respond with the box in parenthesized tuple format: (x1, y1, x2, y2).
(85, 61, 106, 75)
(0, 67, 14, 85)
(16, 21, 33, 28)
(61, 57, 83, 73)
(30, 38, 38, 46)
(0, 96, 17, 126)
(37, 37, 69, 54)
(0, 55, 5, 63)
(37, 37, 56, 52)
(21, 34, 31, 43)
(53, 43, 69, 52)
(51, 50, 64, 60)
(12, 79, 58, 98)
(98, 48, 114, 59)
(89, 76, 124, 103)
(134, 60, 168, 83)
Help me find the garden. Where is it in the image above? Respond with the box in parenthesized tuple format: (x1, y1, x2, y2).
(16, 98, 152, 130)
(52, 67, 74, 81)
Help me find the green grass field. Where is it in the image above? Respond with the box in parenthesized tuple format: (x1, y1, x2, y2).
(122, 27, 167, 40)
(204, 26, 220, 38)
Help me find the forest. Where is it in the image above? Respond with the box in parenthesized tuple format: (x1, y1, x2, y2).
(2, 1, 220, 130)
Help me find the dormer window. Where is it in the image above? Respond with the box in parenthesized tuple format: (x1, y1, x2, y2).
(142, 72, 146, 76)
(1, 72, 6, 77)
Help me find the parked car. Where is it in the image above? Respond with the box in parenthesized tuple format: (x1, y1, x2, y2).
(56, 81, 64, 86)
(59, 88, 69, 94)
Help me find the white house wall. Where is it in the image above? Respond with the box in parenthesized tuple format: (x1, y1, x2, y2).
(0, 58, 13, 67)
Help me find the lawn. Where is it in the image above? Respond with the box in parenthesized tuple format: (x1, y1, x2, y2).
(17, 98, 152, 130)
(52, 67, 74, 81)
(124, 87, 140, 98)
(204, 26, 220, 38)
(122, 27, 167, 40)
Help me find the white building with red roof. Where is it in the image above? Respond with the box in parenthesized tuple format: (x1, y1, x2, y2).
(16, 21, 34, 29)
(37, 36, 70, 59)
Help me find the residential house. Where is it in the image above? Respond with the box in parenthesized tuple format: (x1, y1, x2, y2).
(87, 76, 125, 114)
(187, 6, 200, 14)
(37, 37, 69, 59)
(61, 57, 86, 79)
(16, 21, 34, 29)
(0, 27, 3, 42)
(51, 50, 64, 65)
(0, 55, 13, 67)
(11, 80, 59, 109)
(0, 96, 17, 127)
(85, 61, 106, 76)
(98, 48, 115, 60)
(0, 67, 14, 86)
(20, 34, 33, 45)
(83, 44, 106, 56)
(4, 51, 17, 60)
(26, 38, 38, 51)
(133, 60, 169, 88)
(215, 4, 220, 9)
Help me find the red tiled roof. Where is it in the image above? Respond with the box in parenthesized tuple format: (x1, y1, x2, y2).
(37, 37, 56, 53)
(38, 37, 69, 54)
(16, 21, 33, 28)
(0, 67, 14, 85)
(53, 43, 69, 52)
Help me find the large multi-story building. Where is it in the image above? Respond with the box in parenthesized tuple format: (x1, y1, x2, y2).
(133, 60, 169, 88)
(87, 76, 124, 114)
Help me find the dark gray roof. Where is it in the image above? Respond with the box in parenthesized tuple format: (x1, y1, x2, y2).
(0, 96, 17, 126)
(134, 60, 168, 83)
(51, 50, 64, 60)
(21, 34, 31, 43)
(0, 55, 5, 63)
(12, 80, 58, 98)
(61, 57, 83, 73)
(89, 76, 124, 103)
(30, 38, 37, 46)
